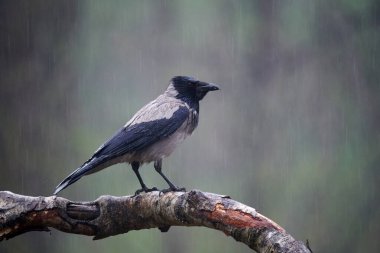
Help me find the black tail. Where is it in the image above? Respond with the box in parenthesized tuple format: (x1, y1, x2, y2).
(53, 157, 106, 195)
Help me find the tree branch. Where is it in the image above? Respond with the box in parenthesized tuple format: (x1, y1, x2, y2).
(0, 190, 310, 252)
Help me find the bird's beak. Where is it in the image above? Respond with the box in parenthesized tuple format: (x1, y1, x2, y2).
(198, 82, 220, 91)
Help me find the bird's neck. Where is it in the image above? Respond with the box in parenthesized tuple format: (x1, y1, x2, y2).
(178, 96, 199, 113)
(164, 86, 199, 112)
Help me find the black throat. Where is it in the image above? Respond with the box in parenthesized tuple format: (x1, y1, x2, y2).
(176, 94, 200, 113)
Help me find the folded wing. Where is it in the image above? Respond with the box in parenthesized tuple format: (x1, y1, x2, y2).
(53, 104, 189, 194)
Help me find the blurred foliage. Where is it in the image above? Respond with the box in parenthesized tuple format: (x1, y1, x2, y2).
(0, 0, 379, 252)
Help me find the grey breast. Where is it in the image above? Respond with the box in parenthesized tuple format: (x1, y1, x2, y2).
(119, 95, 197, 163)
(131, 103, 198, 163)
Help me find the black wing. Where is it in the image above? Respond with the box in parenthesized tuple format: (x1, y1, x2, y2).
(54, 106, 189, 194)
(93, 105, 189, 158)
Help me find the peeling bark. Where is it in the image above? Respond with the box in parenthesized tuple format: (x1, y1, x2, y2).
(0, 190, 310, 253)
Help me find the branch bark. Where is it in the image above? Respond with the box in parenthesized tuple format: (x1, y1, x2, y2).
(0, 190, 310, 253)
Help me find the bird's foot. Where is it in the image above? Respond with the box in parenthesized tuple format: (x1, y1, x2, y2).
(160, 186, 186, 194)
(134, 186, 158, 196)
(158, 225, 171, 233)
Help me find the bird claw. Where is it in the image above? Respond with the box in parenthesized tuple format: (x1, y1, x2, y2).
(134, 187, 158, 196)
(173, 187, 186, 192)
(159, 186, 186, 195)
(147, 187, 158, 192)
(158, 225, 171, 232)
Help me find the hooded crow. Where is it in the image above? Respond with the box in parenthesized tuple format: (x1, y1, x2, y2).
(53, 76, 219, 195)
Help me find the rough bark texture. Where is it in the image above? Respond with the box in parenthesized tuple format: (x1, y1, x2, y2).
(0, 190, 311, 253)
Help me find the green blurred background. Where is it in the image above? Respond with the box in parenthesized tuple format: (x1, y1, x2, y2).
(1, 0, 379, 252)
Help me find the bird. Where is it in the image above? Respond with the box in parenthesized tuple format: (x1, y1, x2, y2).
(53, 76, 219, 195)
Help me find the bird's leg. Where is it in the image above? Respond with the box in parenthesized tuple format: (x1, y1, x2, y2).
(131, 161, 157, 195)
(154, 159, 186, 193)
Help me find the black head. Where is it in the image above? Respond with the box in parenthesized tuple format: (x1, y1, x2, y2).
(167, 76, 219, 102)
